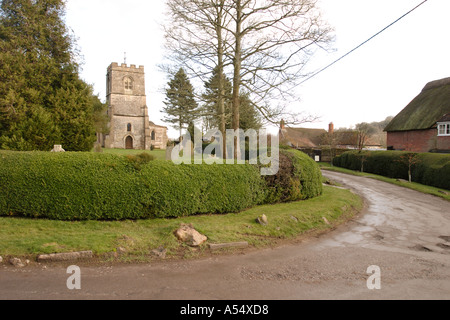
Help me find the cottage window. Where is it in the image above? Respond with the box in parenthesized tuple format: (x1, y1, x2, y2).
(438, 123, 450, 136)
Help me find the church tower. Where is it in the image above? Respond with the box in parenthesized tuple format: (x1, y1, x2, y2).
(104, 62, 152, 150)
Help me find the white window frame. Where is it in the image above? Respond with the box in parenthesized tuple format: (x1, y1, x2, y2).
(437, 122, 450, 136)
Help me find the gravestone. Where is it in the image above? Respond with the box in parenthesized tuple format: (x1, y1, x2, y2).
(51, 145, 65, 152)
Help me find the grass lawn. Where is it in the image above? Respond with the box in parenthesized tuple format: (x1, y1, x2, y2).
(0, 185, 363, 263)
(319, 162, 450, 201)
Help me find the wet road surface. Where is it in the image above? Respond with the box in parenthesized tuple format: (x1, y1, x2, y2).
(1, 171, 449, 300)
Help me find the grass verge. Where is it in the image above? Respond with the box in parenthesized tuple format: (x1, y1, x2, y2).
(0, 186, 362, 264)
(320, 162, 450, 201)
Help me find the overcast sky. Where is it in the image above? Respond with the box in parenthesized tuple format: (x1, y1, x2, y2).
(65, 0, 450, 138)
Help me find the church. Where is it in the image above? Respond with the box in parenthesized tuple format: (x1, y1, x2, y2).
(99, 62, 168, 150)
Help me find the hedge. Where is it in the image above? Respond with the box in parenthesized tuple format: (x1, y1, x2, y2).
(263, 148, 323, 203)
(0, 148, 323, 221)
(332, 150, 450, 190)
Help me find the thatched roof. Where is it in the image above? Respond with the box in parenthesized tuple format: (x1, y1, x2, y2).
(385, 77, 450, 132)
(438, 113, 450, 123)
(331, 130, 383, 147)
(280, 127, 327, 148)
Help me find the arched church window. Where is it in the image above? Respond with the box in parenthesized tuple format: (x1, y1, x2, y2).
(151, 131, 156, 140)
(124, 77, 133, 90)
(127, 123, 132, 132)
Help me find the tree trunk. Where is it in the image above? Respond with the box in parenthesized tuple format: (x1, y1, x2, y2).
(232, 0, 242, 160)
(216, 0, 227, 159)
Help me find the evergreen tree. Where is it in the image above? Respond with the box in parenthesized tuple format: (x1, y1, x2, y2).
(163, 68, 200, 140)
(202, 66, 232, 131)
(202, 67, 261, 131)
(239, 93, 262, 131)
(0, 0, 105, 151)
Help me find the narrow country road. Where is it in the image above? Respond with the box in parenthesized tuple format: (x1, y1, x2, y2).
(1, 171, 449, 300)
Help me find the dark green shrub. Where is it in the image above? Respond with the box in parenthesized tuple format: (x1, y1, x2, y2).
(0, 151, 147, 220)
(0, 147, 324, 221)
(333, 150, 450, 190)
(263, 148, 323, 203)
(139, 161, 266, 218)
(0, 151, 266, 220)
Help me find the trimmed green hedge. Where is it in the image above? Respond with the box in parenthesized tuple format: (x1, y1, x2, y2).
(263, 148, 323, 203)
(333, 150, 450, 190)
(1, 152, 149, 220)
(0, 148, 323, 221)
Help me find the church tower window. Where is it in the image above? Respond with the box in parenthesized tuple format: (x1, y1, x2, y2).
(124, 77, 133, 90)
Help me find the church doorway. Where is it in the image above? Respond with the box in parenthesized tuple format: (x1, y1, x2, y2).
(125, 136, 133, 149)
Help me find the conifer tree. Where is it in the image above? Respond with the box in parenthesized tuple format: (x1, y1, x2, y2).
(0, 0, 105, 151)
(202, 67, 261, 131)
(162, 68, 200, 140)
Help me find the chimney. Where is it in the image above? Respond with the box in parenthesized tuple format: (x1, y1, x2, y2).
(328, 122, 334, 134)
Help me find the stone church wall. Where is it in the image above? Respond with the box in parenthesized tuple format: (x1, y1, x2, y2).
(103, 62, 168, 150)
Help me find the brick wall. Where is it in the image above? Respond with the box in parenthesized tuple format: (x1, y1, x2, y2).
(437, 135, 450, 151)
(386, 129, 450, 152)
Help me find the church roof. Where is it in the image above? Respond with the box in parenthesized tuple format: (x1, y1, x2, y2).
(149, 121, 168, 129)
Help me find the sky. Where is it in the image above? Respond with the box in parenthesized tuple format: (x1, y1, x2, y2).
(65, 0, 450, 139)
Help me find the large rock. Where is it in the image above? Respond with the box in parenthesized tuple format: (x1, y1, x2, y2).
(174, 224, 207, 247)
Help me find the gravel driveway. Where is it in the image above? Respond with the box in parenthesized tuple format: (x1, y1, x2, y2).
(1, 171, 449, 300)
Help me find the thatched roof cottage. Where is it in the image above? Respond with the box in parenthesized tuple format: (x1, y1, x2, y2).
(385, 77, 450, 153)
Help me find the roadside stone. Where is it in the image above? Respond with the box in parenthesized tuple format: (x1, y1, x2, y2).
(174, 224, 207, 247)
(36, 251, 93, 263)
(9, 258, 25, 268)
(209, 242, 249, 251)
(438, 190, 449, 195)
(322, 217, 331, 225)
(151, 246, 167, 259)
(290, 216, 299, 223)
(256, 214, 268, 226)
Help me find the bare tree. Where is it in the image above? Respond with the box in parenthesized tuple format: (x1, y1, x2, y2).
(355, 122, 377, 151)
(224, 0, 333, 127)
(163, 0, 232, 156)
(397, 142, 421, 183)
(163, 0, 333, 157)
